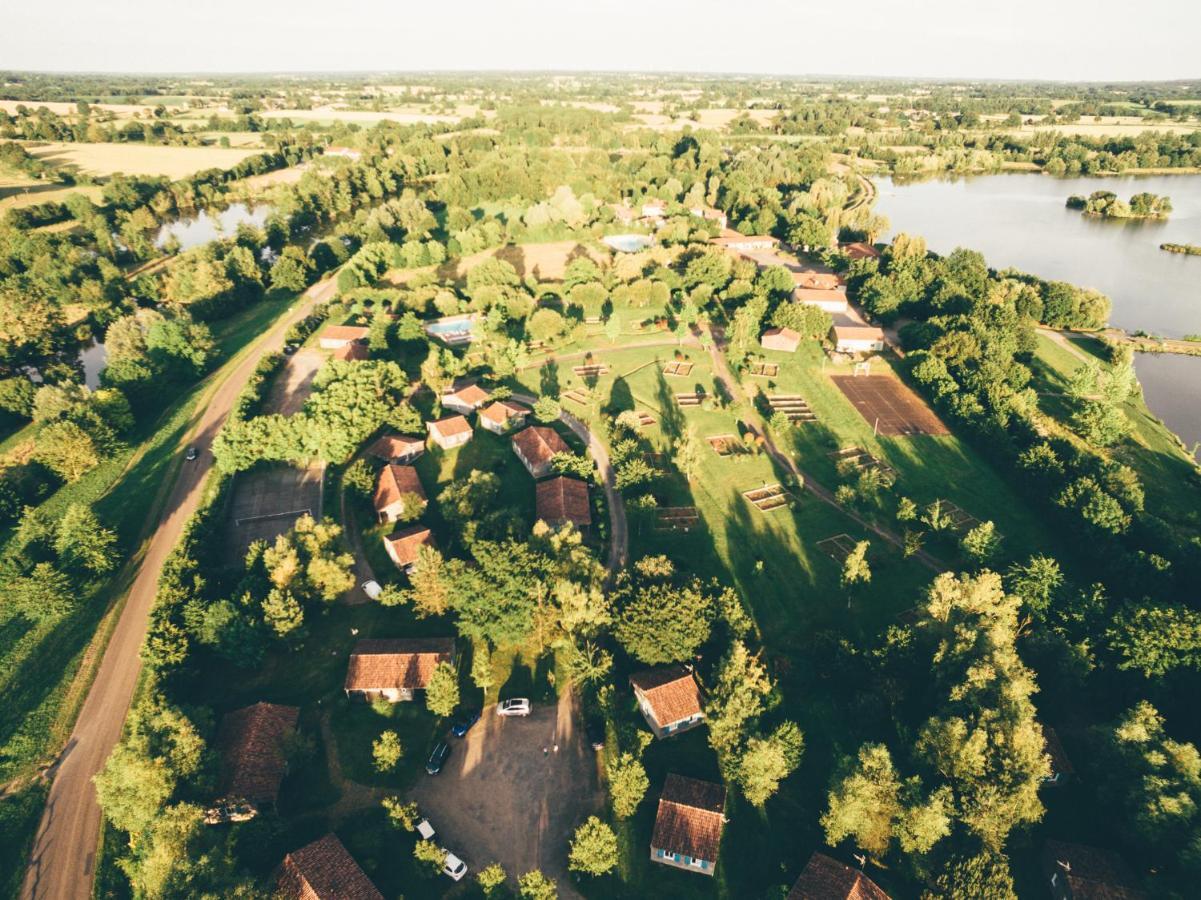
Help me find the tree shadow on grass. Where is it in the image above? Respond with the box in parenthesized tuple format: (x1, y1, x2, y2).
(539, 359, 561, 399)
(653, 368, 686, 443)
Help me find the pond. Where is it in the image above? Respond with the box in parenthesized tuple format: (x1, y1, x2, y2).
(602, 234, 653, 253)
(155, 202, 273, 252)
(874, 172, 1201, 460)
(78, 340, 106, 389)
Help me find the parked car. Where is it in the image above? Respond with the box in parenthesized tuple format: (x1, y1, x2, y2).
(425, 742, 450, 775)
(496, 698, 531, 717)
(361, 580, 382, 600)
(443, 851, 468, 881)
(451, 709, 481, 737)
(185, 446, 198, 461)
(416, 818, 436, 841)
(283, 344, 297, 355)
(585, 717, 606, 751)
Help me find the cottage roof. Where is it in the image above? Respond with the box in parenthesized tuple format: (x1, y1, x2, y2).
(512, 425, 570, 468)
(373, 464, 425, 513)
(321, 324, 370, 343)
(652, 774, 726, 861)
(787, 852, 891, 900)
(382, 525, 435, 568)
(630, 666, 703, 725)
(840, 242, 881, 260)
(332, 342, 370, 362)
(535, 476, 591, 526)
(793, 271, 844, 290)
(216, 702, 299, 805)
(277, 833, 383, 900)
(794, 287, 848, 304)
(480, 400, 528, 426)
(428, 415, 472, 439)
(368, 434, 424, 460)
(344, 637, 454, 692)
(833, 324, 885, 340)
(445, 382, 491, 408)
(1043, 841, 1145, 900)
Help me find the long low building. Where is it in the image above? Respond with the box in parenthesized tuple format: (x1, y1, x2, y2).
(832, 323, 886, 354)
(344, 638, 455, 702)
(794, 287, 849, 314)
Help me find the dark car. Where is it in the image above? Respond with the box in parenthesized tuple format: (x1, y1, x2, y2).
(425, 742, 450, 775)
(451, 709, 481, 738)
(282, 344, 297, 356)
(585, 717, 606, 751)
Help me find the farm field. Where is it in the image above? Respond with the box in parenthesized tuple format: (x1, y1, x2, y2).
(17, 140, 260, 178)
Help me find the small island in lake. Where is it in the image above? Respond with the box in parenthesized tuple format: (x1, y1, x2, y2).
(1160, 242, 1201, 256)
(1066, 190, 1172, 219)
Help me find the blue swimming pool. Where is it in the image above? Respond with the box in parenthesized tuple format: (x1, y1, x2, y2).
(425, 315, 477, 344)
(603, 234, 653, 253)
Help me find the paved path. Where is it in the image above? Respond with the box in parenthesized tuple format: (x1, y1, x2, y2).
(702, 326, 943, 572)
(20, 278, 338, 900)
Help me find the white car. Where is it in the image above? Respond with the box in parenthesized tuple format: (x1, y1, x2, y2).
(496, 698, 531, 717)
(416, 818, 436, 841)
(361, 580, 382, 600)
(443, 850, 468, 881)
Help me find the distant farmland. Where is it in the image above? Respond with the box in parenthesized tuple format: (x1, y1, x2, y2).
(19, 141, 260, 179)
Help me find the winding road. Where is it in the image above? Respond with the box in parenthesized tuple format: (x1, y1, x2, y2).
(20, 278, 338, 900)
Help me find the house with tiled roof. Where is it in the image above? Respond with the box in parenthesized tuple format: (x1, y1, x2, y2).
(535, 476, 591, 528)
(650, 774, 726, 875)
(761, 327, 801, 353)
(832, 323, 885, 354)
(318, 324, 370, 349)
(690, 206, 728, 230)
(713, 229, 779, 252)
(214, 702, 299, 813)
(793, 271, 844, 291)
(443, 382, 491, 416)
(368, 433, 424, 465)
(277, 833, 382, 900)
(1043, 841, 1146, 900)
(839, 241, 881, 261)
(427, 415, 473, 450)
(332, 341, 370, 362)
(383, 524, 435, 573)
(479, 399, 529, 434)
(373, 464, 426, 523)
(794, 287, 849, 314)
(787, 852, 891, 900)
(344, 637, 455, 703)
(512, 425, 570, 478)
(630, 666, 704, 738)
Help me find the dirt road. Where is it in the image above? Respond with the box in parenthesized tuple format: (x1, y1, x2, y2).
(20, 278, 338, 900)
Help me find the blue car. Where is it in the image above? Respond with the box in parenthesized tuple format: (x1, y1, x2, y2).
(451, 710, 481, 738)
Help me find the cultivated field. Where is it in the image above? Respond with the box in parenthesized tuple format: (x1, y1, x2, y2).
(18, 141, 260, 178)
(259, 105, 484, 125)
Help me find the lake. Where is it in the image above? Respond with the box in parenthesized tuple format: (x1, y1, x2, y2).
(874, 172, 1201, 459)
(156, 202, 272, 252)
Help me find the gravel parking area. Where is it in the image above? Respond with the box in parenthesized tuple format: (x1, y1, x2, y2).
(409, 692, 603, 898)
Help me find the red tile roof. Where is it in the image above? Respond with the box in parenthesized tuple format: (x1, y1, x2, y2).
(1043, 841, 1145, 900)
(479, 399, 528, 426)
(793, 271, 844, 290)
(278, 833, 383, 900)
(368, 434, 424, 460)
(383, 525, 435, 568)
(332, 341, 370, 362)
(373, 464, 426, 514)
(630, 666, 703, 726)
(787, 852, 890, 900)
(512, 425, 570, 469)
(321, 324, 370, 343)
(652, 774, 726, 862)
(216, 702, 299, 806)
(840, 242, 881, 260)
(761, 327, 801, 351)
(344, 637, 455, 692)
(445, 382, 491, 408)
(833, 324, 885, 341)
(428, 415, 473, 439)
(794, 287, 848, 305)
(535, 476, 591, 527)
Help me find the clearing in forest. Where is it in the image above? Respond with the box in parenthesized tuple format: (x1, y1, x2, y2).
(19, 141, 261, 179)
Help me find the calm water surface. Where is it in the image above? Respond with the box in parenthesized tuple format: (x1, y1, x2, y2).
(156, 202, 272, 251)
(875, 173, 1201, 458)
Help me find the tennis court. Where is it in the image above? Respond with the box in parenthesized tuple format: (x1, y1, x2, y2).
(830, 375, 948, 436)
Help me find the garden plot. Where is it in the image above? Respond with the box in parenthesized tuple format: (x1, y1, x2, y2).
(572, 363, 610, 378)
(830, 374, 948, 436)
(675, 391, 705, 407)
(749, 362, 780, 378)
(767, 394, 816, 423)
(817, 533, 859, 563)
(562, 388, 590, 406)
(828, 446, 895, 476)
(936, 499, 982, 533)
(742, 483, 793, 512)
(706, 434, 741, 456)
(632, 410, 656, 428)
(655, 506, 700, 532)
(662, 360, 694, 377)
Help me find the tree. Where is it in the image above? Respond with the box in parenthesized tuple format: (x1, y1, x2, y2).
(569, 817, 619, 876)
(926, 848, 1016, 900)
(737, 720, 805, 806)
(821, 744, 950, 858)
(615, 581, 714, 664)
(1005, 555, 1062, 621)
(11, 562, 75, 620)
(518, 870, 558, 900)
(54, 503, 118, 574)
(608, 752, 649, 819)
(261, 588, 304, 638)
(94, 743, 176, 838)
(408, 544, 452, 617)
(706, 641, 773, 759)
(36, 420, 100, 482)
(960, 521, 1001, 565)
(373, 730, 403, 772)
(841, 541, 871, 589)
(673, 427, 703, 482)
(1107, 604, 1201, 678)
(533, 397, 561, 423)
(528, 308, 566, 343)
(414, 840, 447, 876)
(425, 661, 460, 717)
(477, 863, 508, 895)
(382, 796, 420, 830)
(471, 642, 496, 691)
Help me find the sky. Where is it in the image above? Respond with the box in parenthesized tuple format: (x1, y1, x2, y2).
(5, 0, 1198, 82)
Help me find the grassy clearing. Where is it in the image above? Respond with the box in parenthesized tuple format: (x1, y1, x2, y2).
(17, 141, 260, 179)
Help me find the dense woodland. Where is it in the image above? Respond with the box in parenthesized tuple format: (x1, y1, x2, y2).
(0, 73, 1199, 900)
